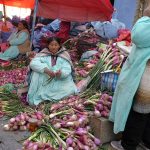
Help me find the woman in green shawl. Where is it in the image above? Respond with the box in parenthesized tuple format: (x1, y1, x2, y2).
(110, 1, 150, 150)
(27, 37, 77, 105)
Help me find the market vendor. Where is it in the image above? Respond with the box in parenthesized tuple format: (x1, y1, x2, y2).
(27, 37, 77, 106)
(0, 20, 31, 61)
(110, 1, 150, 150)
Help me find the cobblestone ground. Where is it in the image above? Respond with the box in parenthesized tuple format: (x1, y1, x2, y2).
(0, 118, 30, 150)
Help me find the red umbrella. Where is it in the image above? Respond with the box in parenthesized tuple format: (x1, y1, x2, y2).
(0, 0, 113, 22)
(0, 0, 34, 8)
(37, 0, 114, 22)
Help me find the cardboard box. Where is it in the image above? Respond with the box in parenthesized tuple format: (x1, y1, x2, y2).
(89, 116, 121, 144)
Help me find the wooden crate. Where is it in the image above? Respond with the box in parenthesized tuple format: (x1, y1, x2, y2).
(89, 116, 121, 144)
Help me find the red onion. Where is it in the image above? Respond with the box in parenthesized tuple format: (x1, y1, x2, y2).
(96, 104, 103, 111)
(32, 144, 38, 150)
(20, 114, 25, 121)
(94, 138, 101, 145)
(9, 118, 16, 124)
(23, 140, 30, 147)
(76, 128, 87, 135)
(94, 109, 101, 117)
(67, 147, 74, 150)
(66, 137, 73, 146)
(83, 145, 90, 150)
(54, 123, 61, 129)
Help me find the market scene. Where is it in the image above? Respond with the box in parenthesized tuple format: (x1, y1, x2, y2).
(0, 0, 150, 150)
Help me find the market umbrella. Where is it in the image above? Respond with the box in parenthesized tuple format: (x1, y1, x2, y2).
(0, 0, 34, 8)
(0, 0, 11, 32)
(37, 0, 114, 22)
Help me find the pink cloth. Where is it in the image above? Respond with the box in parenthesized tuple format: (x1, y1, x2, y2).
(56, 21, 71, 43)
(0, 43, 9, 52)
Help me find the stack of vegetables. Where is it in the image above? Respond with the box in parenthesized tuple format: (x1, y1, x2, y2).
(83, 43, 125, 91)
(83, 93, 112, 118)
(0, 28, 128, 150)
(0, 67, 28, 86)
(0, 89, 26, 117)
(3, 111, 44, 131)
(21, 95, 101, 150)
(1, 88, 115, 149)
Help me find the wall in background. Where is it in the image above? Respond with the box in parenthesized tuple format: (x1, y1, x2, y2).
(113, 0, 136, 29)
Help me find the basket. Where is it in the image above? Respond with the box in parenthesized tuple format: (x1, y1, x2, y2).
(100, 70, 119, 92)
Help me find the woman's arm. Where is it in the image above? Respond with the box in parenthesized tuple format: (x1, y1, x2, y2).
(9, 32, 28, 46)
(57, 59, 72, 79)
(30, 56, 55, 77)
(30, 57, 49, 73)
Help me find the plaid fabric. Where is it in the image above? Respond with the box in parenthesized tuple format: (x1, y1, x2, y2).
(100, 71, 119, 92)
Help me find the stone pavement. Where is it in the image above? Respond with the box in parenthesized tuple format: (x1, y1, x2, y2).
(0, 118, 30, 150)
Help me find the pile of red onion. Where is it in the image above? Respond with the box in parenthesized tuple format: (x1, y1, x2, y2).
(84, 93, 112, 118)
(48, 95, 101, 149)
(0, 67, 28, 86)
(3, 111, 44, 131)
(22, 140, 53, 150)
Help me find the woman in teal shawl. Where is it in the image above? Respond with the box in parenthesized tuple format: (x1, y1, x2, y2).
(110, 4, 150, 150)
(27, 37, 77, 105)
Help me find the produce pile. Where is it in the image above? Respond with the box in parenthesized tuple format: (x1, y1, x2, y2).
(0, 29, 130, 149)
(3, 111, 44, 131)
(0, 59, 28, 87)
(0, 67, 28, 86)
(1, 87, 114, 149)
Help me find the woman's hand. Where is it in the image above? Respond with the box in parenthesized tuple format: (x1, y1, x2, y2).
(55, 70, 62, 78)
(27, 51, 37, 59)
(44, 68, 55, 78)
(6, 41, 10, 47)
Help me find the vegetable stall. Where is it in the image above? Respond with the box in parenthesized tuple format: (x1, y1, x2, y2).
(0, 0, 133, 150)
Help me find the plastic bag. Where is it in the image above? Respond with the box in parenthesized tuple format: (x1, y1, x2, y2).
(100, 70, 119, 92)
(91, 19, 125, 39)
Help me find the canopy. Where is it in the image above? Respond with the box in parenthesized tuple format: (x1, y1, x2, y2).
(0, 0, 113, 22)
(0, 0, 34, 8)
(37, 0, 113, 22)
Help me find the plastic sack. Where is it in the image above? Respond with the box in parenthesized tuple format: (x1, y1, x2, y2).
(1, 31, 12, 42)
(100, 70, 119, 92)
(91, 19, 125, 39)
(80, 50, 98, 61)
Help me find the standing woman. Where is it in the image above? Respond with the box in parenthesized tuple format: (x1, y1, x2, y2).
(110, 1, 150, 150)
(0, 20, 31, 61)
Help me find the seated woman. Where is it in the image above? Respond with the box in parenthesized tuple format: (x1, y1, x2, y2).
(27, 37, 77, 105)
(0, 20, 31, 61)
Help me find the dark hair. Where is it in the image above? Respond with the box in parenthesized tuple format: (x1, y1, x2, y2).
(12, 21, 18, 27)
(47, 37, 61, 45)
(19, 20, 29, 31)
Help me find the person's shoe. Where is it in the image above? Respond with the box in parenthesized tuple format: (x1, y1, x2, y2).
(139, 143, 150, 150)
(111, 141, 125, 150)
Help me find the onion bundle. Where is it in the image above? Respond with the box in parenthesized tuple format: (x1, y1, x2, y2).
(0, 67, 28, 86)
(47, 96, 101, 150)
(84, 93, 112, 118)
(3, 111, 44, 131)
(22, 140, 54, 150)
